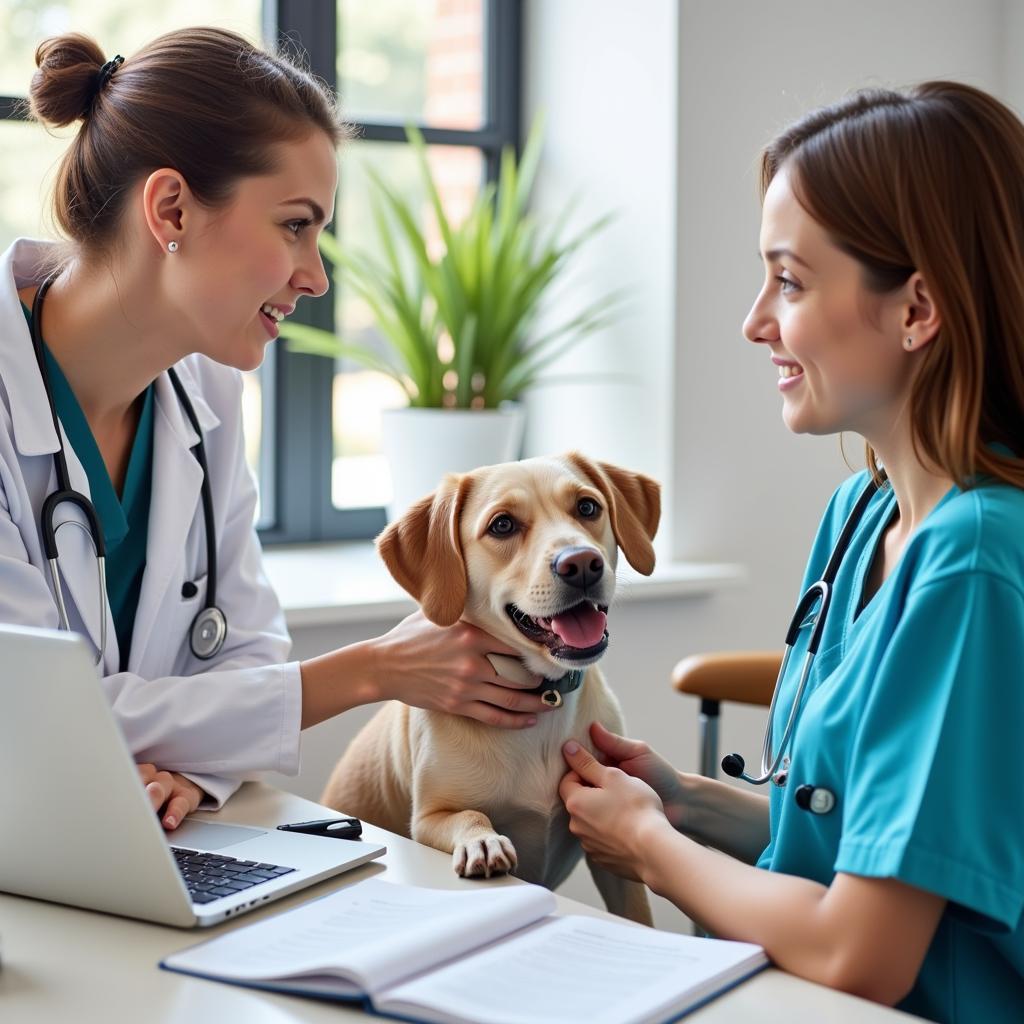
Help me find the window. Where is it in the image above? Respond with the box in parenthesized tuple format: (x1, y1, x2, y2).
(258, 0, 521, 542)
(0, 2, 262, 241)
(0, 0, 520, 543)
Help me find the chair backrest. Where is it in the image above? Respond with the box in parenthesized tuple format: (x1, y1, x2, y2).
(672, 651, 782, 777)
(672, 651, 781, 706)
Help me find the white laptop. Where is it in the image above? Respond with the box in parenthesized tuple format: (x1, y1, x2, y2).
(0, 622, 385, 928)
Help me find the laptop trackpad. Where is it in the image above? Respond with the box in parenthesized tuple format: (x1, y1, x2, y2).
(172, 820, 267, 850)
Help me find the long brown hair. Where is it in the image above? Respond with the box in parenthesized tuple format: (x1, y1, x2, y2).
(27, 27, 348, 262)
(761, 81, 1024, 489)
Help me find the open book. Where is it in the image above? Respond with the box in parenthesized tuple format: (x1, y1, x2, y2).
(160, 878, 767, 1024)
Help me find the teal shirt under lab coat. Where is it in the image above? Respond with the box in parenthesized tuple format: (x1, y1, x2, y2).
(757, 470, 1024, 1022)
(24, 306, 154, 672)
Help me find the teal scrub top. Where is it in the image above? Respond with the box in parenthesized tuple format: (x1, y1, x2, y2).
(23, 306, 154, 672)
(757, 470, 1024, 1022)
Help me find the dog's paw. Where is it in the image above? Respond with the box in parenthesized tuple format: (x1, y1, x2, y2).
(452, 834, 518, 878)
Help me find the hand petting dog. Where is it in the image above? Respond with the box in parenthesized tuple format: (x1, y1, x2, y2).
(373, 609, 550, 729)
(560, 727, 670, 884)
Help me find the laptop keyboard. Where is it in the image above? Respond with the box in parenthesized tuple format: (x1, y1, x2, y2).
(171, 847, 296, 905)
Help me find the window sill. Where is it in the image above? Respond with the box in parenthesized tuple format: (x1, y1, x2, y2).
(263, 541, 747, 629)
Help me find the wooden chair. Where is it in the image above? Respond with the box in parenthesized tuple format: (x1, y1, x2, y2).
(671, 651, 782, 778)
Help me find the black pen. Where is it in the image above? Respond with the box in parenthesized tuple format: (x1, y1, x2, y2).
(276, 817, 363, 840)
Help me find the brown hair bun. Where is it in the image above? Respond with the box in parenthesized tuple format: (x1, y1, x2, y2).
(30, 33, 107, 128)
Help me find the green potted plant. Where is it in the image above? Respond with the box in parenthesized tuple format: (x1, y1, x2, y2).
(280, 119, 619, 520)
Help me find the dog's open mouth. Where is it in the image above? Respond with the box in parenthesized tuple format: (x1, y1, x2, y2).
(506, 600, 609, 661)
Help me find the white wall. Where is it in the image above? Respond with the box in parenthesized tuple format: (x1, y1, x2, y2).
(278, 0, 1010, 935)
(519, 0, 678, 544)
(671, 0, 1001, 649)
(999, 0, 1024, 113)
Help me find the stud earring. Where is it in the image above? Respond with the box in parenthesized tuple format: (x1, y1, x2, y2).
(904, 336, 913, 350)
(167, 240, 179, 253)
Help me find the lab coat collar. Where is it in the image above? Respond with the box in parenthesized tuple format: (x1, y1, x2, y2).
(0, 238, 65, 457)
(154, 358, 221, 446)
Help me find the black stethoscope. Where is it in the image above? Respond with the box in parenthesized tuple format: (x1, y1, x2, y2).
(30, 274, 227, 665)
(721, 477, 881, 814)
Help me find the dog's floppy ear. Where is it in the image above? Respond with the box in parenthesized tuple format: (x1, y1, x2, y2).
(376, 473, 473, 626)
(565, 451, 661, 576)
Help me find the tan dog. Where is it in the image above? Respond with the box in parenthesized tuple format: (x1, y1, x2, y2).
(321, 452, 659, 924)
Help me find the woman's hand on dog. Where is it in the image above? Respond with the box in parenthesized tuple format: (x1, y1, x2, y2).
(586, 722, 689, 831)
(137, 763, 204, 830)
(373, 611, 554, 728)
(559, 737, 672, 881)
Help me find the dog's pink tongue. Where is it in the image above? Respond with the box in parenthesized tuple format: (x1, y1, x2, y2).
(550, 604, 607, 648)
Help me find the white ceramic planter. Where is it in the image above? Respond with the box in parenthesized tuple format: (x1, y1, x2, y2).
(380, 404, 527, 522)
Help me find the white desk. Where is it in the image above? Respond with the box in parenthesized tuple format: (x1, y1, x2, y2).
(0, 783, 920, 1023)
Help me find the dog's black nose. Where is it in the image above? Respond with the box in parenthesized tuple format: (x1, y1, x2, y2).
(552, 546, 604, 589)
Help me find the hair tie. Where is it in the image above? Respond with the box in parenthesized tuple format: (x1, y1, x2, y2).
(84, 54, 124, 116)
(97, 55, 124, 88)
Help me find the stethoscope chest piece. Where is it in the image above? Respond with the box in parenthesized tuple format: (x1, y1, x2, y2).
(190, 605, 227, 660)
(794, 784, 836, 815)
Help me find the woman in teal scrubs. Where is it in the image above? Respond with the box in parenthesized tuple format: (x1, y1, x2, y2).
(559, 80, 1024, 1022)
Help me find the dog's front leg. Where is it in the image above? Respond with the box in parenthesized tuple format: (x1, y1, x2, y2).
(414, 808, 518, 879)
(587, 855, 654, 925)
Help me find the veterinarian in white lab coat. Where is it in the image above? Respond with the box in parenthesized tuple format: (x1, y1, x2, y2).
(0, 30, 549, 831)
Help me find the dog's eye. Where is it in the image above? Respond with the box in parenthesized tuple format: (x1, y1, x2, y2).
(488, 514, 517, 537)
(577, 498, 601, 519)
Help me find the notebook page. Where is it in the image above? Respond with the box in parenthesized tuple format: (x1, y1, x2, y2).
(163, 878, 555, 994)
(379, 914, 766, 1024)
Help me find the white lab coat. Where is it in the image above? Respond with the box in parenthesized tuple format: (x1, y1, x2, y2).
(0, 239, 303, 806)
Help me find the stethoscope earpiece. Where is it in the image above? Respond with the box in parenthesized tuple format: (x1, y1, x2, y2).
(720, 753, 745, 778)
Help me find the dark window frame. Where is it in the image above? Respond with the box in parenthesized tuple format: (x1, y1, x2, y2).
(0, 0, 522, 545)
(260, 0, 522, 544)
